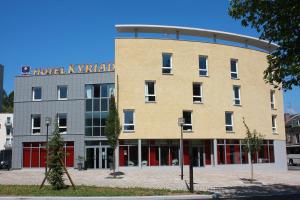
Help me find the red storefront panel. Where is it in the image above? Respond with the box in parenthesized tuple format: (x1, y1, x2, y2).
(205, 140, 211, 165)
(40, 148, 47, 167)
(119, 146, 125, 166)
(183, 146, 189, 165)
(23, 148, 30, 167)
(31, 148, 39, 167)
(150, 147, 158, 166)
(66, 146, 74, 167)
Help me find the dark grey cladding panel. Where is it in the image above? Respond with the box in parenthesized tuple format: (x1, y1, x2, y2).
(14, 72, 115, 102)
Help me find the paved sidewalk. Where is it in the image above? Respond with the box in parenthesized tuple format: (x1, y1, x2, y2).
(1, 167, 300, 198)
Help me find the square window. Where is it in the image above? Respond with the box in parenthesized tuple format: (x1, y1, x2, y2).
(32, 87, 42, 101)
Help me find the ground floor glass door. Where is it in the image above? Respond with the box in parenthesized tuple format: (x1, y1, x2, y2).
(86, 146, 112, 169)
(192, 146, 205, 167)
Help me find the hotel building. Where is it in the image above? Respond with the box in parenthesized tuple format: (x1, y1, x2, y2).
(12, 25, 287, 170)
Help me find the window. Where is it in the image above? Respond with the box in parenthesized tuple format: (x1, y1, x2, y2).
(162, 53, 172, 74)
(225, 112, 233, 132)
(32, 87, 42, 101)
(145, 81, 156, 102)
(58, 85, 68, 100)
(124, 110, 134, 132)
(31, 115, 41, 134)
(193, 83, 202, 103)
(233, 85, 241, 105)
(292, 119, 300, 127)
(231, 59, 238, 79)
(270, 90, 275, 109)
(183, 111, 192, 131)
(272, 115, 277, 133)
(199, 56, 208, 76)
(57, 113, 67, 133)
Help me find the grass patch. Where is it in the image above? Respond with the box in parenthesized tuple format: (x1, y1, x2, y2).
(0, 185, 192, 196)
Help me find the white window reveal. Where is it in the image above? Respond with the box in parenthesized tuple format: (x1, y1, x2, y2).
(183, 111, 192, 131)
(199, 56, 208, 76)
(233, 85, 241, 105)
(32, 115, 41, 134)
(225, 112, 234, 132)
(32, 87, 42, 101)
(124, 110, 134, 132)
(57, 113, 67, 134)
(231, 59, 238, 79)
(162, 53, 172, 74)
(145, 81, 156, 102)
(58, 85, 68, 100)
(193, 83, 202, 103)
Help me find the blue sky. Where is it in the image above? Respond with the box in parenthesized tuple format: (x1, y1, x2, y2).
(0, 0, 299, 113)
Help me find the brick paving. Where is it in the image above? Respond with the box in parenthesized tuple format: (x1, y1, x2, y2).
(0, 167, 300, 196)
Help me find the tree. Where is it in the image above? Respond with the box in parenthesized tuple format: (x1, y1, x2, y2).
(105, 95, 121, 178)
(228, 0, 300, 90)
(47, 121, 65, 190)
(242, 118, 264, 182)
(1, 90, 14, 113)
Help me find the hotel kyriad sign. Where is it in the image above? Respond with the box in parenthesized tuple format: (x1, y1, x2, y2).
(22, 63, 115, 76)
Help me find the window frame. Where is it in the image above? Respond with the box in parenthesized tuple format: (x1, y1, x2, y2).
(32, 87, 42, 101)
(230, 59, 239, 79)
(270, 90, 275, 109)
(193, 82, 203, 103)
(199, 55, 208, 77)
(272, 115, 277, 134)
(162, 53, 173, 74)
(233, 85, 241, 106)
(57, 85, 68, 100)
(145, 81, 156, 102)
(225, 112, 234, 132)
(31, 114, 41, 135)
(57, 113, 67, 134)
(182, 110, 193, 132)
(123, 110, 135, 132)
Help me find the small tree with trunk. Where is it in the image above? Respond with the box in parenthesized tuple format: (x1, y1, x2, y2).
(242, 118, 264, 182)
(105, 95, 121, 178)
(47, 121, 65, 189)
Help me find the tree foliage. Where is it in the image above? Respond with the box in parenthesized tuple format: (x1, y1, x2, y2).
(2, 90, 14, 113)
(47, 121, 65, 190)
(105, 95, 121, 177)
(228, 0, 300, 90)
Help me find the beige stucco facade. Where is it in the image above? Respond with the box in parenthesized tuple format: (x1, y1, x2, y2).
(115, 38, 285, 141)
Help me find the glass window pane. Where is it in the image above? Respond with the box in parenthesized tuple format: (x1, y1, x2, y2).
(85, 113, 93, 126)
(101, 99, 108, 111)
(162, 53, 171, 67)
(85, 85, 92, 99)
(94, 85, 100, 98)
(124, 111, 133, 124)
(234, 87, 239, 98)
(101, 85, 108, 97)
(33, 87, 41, 100)
(147, 82, 155, 95)
(183, 111, 191, 124)
(193, 84, 201, 96)
(93, 127, 100, 136)
(225, 112, 232, 125)
(93, 112, 100, 126)
(33, 116, 40, 127)
(86, 99, 92, 112)
(231, 60, 237, 72)
(85, 127, 92, 136)
(199, 56, 207, 70)
(108, 84, 115, 97)
(101, 127, 106, 136)
(59, 86, 67, 99)
(94, 99, 100, 111)
(58, 114, 67, 126)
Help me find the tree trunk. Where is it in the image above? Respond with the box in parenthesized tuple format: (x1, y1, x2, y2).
(251, 159, 253, 182)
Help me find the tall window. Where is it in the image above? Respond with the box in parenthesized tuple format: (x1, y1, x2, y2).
(231, 59, 238, 79)
(85, 84, 114, 137)
(233, 85, 241, 105)
(58, 85, 68, 100)
(199, 56, 208, 76)
(32, 87, 42, 101)
(124, 110, 134, 132)
(162, 53, 172, 74)
(145, 81, 156, 102)
(183, 111, 192, 131)
(193, 83, 202, 103)
(31, 115, 41, 134)
(225, 112, 233, 132)
(272, 115, 277, 133)
(57, 113, 67, 133)
(270, 90, 275, 109)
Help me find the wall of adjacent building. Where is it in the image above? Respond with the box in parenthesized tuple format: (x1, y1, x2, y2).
(0, 113, 13, 151)
(115, 38, 285, 141)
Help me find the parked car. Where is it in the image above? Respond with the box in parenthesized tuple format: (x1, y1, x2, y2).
(0, 161, 9, 170)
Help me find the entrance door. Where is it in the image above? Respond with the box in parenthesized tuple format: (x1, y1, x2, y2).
(192, 146, 205, 167)
(86, 147, 100, 169)
(101, 147, 113, 169)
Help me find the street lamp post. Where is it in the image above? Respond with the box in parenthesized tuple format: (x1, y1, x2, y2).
(178, 117, 185, 180)
(45, 117, 51, 173)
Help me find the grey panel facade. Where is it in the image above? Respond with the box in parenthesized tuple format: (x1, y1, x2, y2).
(12, 72, 114, 169)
